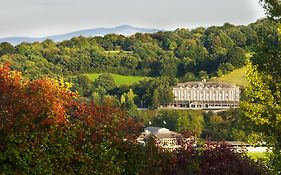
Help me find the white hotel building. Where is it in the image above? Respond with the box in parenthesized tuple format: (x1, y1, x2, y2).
(170, 82, 240, 109)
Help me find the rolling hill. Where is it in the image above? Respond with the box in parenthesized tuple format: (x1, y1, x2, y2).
(0, 25, 161, 45)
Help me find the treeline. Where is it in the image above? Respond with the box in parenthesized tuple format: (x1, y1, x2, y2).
(0, 19, 277, 81)
(136, 108, 260, 143)
(68, 73, 175, 109)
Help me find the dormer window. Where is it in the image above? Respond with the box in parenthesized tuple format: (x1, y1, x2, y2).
(198, 83, 204, 88)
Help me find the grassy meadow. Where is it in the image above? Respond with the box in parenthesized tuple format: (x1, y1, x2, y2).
(85, 73, 146, 86)
(247, 152, 267, 161)
(211, 67, 249, 87)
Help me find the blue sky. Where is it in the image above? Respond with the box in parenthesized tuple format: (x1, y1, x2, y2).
(0, 0, 266, 38)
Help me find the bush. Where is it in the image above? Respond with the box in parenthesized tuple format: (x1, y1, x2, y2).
(200, 142, 270, 175)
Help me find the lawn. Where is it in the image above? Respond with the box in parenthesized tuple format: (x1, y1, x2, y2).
(85, 73, 146, 86)
(247, 152, 267, 161)
(211, 67, 249, 87)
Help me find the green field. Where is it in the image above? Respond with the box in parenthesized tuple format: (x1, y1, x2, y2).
(85, 73, 146, 86)
(247, 152, 267, 161)
(211, 67, 249, 87)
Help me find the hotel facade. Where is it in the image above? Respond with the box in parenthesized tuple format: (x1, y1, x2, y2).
(170, 82, 240, 109)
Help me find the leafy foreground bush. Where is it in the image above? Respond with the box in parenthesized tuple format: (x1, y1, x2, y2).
(0, 64, 270, 174)
(199, 143, 269, 175)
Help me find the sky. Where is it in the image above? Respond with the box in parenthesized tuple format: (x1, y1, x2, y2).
(0, 0, 266, 38)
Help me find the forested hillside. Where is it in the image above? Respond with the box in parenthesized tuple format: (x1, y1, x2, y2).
(0, 19, 276, 80)
(0, 19, 277, 109)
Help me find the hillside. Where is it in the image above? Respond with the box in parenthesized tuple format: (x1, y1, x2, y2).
(0, 20, 275, 98)
(0, 25, 161, 45)
(211, 67, 248, 87)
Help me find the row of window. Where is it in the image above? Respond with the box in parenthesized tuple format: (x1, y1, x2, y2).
(174, 90, 239, 101)
(173, 89, 238, 96)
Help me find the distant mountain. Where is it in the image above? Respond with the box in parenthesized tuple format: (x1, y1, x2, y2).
(0, 25, 161, 45)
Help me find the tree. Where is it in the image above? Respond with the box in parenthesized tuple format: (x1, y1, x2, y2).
(241, 57, 281, 171)
(203, 113, 224, 140)
(225, 47, 246, 68)
(217, 63, 235, 76)
(158, 85, 174, 106)
(177, 57, 196, 77)
(152, 89, 160, 108)
(93, 73, 116, 91)
(182, 72, 196, 81)
(120, 89, 138, 115)
(226, 28, 247, 47)
(159, 57, 178, 78)
(151, 110, 178, 131)
(0, 64, 76, 130)
(199, 70, 209, 80)
(92, 91, 102, 105)
(120, 55, 139, 69)
(240, 26, 258, 46)
(177, 111, 204, 137)
(151, 84, 174, 108)
(201, 109, 249, 141)
(200, 143, 269, 175)
(241, 1, 281, 172)
(168, 41, 177, 51)
(219, 32, 235, 49)
(0, 64, 143, 174)
(260, 0, 281, 20)
(131, 78, 173, 108)
(71, 75, 93, 97)
(0, 42, 15, 56)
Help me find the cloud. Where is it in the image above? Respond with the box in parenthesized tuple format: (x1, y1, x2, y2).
(0, 0, 266, 37)
(27, 0, 75, 6)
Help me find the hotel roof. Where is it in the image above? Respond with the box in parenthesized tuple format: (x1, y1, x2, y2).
(174, 82, 237, 88)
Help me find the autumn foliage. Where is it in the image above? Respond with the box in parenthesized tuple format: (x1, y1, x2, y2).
(0, 64, 142, 174)
(0, 63, 75, 130)
(0, 64, 270, 174)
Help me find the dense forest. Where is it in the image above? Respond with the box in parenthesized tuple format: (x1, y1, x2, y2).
(0, 19, 277, 109)
(0, 19, 276, 80)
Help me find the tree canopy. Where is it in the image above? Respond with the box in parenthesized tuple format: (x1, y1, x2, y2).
(260, 0, 281, 20)
(241, 0, 281, 172)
